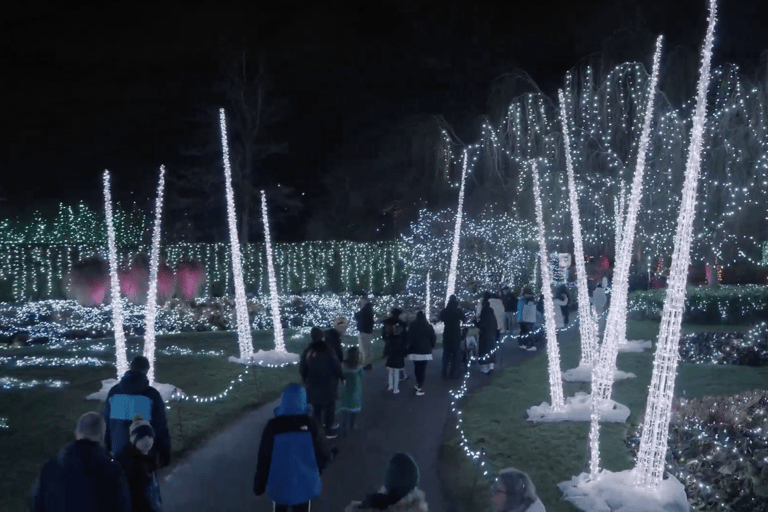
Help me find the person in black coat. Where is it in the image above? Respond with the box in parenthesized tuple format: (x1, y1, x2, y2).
(300, 327, 344, 439)
(476, 299, 498, 374)
(382, 308, 408, 394)
(439, 295, 466, 379)
(355, 298, 375, 370)
(30, 412, 131, 512)
(116, 414, 162, 512)
(406, 311, 436, 396)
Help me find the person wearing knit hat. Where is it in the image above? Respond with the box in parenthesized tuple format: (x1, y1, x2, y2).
(116, 413, 162, 512)
(491, 467, 545, 512)
(344, 452, 428, 511)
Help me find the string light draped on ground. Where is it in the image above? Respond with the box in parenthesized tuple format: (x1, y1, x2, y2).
(445, 151, 469, 306)
(261, 190, 285, 352)
(558, 89, 598, 369)
(531, 160, 564, 412)
(102, 171, 128, 378)
(219, 108, 254, 362)
(143, 166, 166, 384)
(635, 1, 718, 489)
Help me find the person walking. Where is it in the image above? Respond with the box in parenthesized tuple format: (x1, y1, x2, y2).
(517, 288, 537, 350)
(30, 412, 131, 512)
(104, 356, 171, 466)
(501, 286, 518, 334)
(338, 347, 364, 436)
(382, 308, 408, 394)
(476, 297, 498, 374)
(489, 292, 506, 337)
(355, 297, 375, 371)
(344, 452, 428, 512)
(325, 316, 347, 363)
(553, 285, 569, 329)
(439, 295, 466, 379)
(592, 276, 608, 316)
(116, 414, 162, 512)
(406, 311, 436, 396)
(300, 327, 344, 439)
(254, 384, 331, 512)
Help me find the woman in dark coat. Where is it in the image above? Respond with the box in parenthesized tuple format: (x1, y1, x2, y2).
(382, 308, 408, 394)
(300, 327, 344, 439)
(476, 299, 498, 375)
(406, 311, 436, 396)
(439, 295, 466, 379)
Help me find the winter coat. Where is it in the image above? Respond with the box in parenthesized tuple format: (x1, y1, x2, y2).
(501, 292, 518, 313)
(355, 303, 375, 334)
(339, 364, 364, 412)
(324, 328, 345, 363)
(553, 295, 568, 329)
(30, 439, 131, 512)
(104, 370, 171, 467)
(439, 304, 466, 352)
(489, 298, 505, 331)
(253, 386, 330, 505)
(115, 446, 162, 512)
(592, 280, 608, 312)
(345, 487, 429, 512)
(517, 295, 537, 324)
(300, 340, 344, 405)
(406, 320, 436, 357)
(382, 318, 408, 369)
(476, 304, 497, 358)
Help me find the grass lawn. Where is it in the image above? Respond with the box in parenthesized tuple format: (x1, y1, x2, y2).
(439, 322, 768, 512)
(0, 329, 370, 512)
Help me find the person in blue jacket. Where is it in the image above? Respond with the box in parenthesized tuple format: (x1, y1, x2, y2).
(254, 383, 332, 511)
(104, 356, 171, 467)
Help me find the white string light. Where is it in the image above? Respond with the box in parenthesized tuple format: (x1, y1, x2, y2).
(426, 270, 431, 319)
(531, 160, 564, 412)
(445, 150, 469, 307)
(219, 108, 254, 361)
(260, 190, 285, 352)
(102, 171, 128, 378)
(558, 89, 598, 368)
(635, 0, 718, 489)
(144, 165, 166, 384)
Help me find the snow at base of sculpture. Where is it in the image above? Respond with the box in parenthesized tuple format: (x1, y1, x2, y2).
(562, 364, 636, 383)
(526, 392, 630, 423)
(86, 378, 184, 403)
(558, 469, 690, 512)
(229, 349, 300, 366)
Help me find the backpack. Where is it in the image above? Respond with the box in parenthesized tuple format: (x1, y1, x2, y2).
(522, 301, 537, 323)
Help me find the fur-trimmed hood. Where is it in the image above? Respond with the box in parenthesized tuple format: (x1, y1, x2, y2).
(345, 487, 428, 512)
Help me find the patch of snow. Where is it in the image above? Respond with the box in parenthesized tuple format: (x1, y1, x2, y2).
(558, 469, 690, 512)
(562, 363, 636, 382)
(618, 339, 653, 353)
(229, 349, 300, 367)
(86, 378, 185, 402)
(527, 392, 630, 423)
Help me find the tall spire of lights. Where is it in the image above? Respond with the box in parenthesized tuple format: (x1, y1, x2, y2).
(144, 165, 166, 385)
(635, 2, 717, 489)
(445, 150, 469, 306)
(260, 190, 285, 352)
(103, 170, 128, 378)
(558, 89, 598, 368)
(219, 108, 254, 361)
(426, 271, 431, 319)
(532, 160, 564, 412)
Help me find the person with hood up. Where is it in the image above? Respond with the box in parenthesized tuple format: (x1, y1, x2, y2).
(476, 297, 498, 374)
(406, 311, 436, 396)
(325, 316, 347, 363)
(491, 468, 546, 512)
(439, 295, 466, 379)
(382, 308, 408, 394)
(517, 289, 537, 350)
(592, 276, 608, 316)
(344, 452, 428, 512)
(300, 327, 344, 439)
(30, 412, 131, 512)
(552, 285, 569, 329)
(355, 297, 375, 370)
(116, 414, 162, 512)
(104, 356, 171, 466)
(254, 383, 331, 512)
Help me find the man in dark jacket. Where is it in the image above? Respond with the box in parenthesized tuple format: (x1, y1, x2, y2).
(439, 295, 466, 379)
(30, 411, 131, 512)
(501, 286, 518, 333)
(104, 356, 171, 467)
(406, 311, 436, 396)
(300, 330, 344, 439)
(476, 299, 498, 374)
(355, 297, 375, 370)
(254, 384, 331, 512)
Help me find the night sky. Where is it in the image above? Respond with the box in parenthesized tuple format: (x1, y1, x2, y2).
(2, 0, 766, 234)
